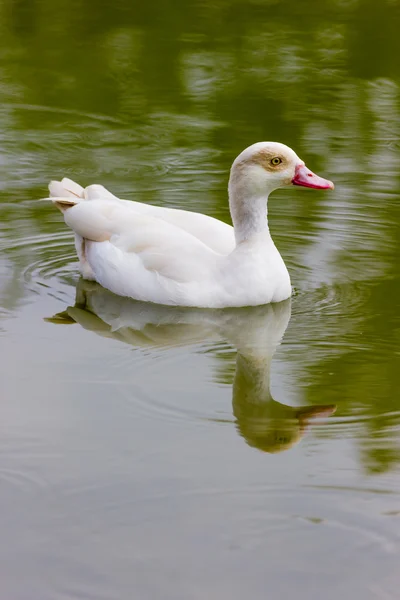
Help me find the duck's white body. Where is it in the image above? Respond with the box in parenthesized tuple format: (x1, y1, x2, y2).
(49, 142, 333, 308)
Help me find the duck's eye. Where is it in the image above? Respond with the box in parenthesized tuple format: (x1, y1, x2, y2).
(271, 157, 282, 166)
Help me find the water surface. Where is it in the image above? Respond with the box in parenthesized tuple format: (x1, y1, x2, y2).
(1, 0, 400, 598)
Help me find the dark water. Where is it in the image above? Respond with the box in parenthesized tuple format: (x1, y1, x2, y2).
(1, 0, 400, 598)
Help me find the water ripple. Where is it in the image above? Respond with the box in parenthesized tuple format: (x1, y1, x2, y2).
(3, 231, 78, 302)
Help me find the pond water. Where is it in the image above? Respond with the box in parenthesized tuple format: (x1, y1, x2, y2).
(1, 0, 400, 598)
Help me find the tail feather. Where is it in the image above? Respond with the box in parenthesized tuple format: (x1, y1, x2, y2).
(48, 178, 84, 199)
(51, 197, 79, 213)
(61, 178, 84, 197)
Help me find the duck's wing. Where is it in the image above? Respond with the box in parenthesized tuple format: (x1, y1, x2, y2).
(53, 198, 220, 305)
(48, 178, 235, 254)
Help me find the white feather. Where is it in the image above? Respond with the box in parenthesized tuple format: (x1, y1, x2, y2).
(47, 142, 333, 307)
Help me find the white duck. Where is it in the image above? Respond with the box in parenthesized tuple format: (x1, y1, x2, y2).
(49, 142, 333, 308)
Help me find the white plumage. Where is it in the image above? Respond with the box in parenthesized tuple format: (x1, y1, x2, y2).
(47, 142, 333, 308)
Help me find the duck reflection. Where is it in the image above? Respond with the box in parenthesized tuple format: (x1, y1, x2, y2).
(233, 353, 335, 453)
(49, 279, 335, 453)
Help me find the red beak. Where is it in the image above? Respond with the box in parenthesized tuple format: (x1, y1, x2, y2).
(292, 164, 334, 190)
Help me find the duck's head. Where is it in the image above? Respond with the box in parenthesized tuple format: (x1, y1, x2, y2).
(230, 141, 334, 195)
(234, 402, 337, 454)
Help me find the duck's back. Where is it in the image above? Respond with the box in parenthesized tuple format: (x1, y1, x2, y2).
(49, 178, 235, 255)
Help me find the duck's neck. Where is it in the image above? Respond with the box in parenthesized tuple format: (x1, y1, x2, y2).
(228, 173, 273, 245)
(233, 353, 273, 407)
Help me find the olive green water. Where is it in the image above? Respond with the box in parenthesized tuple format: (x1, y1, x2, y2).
(1, 0, 400, 598)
